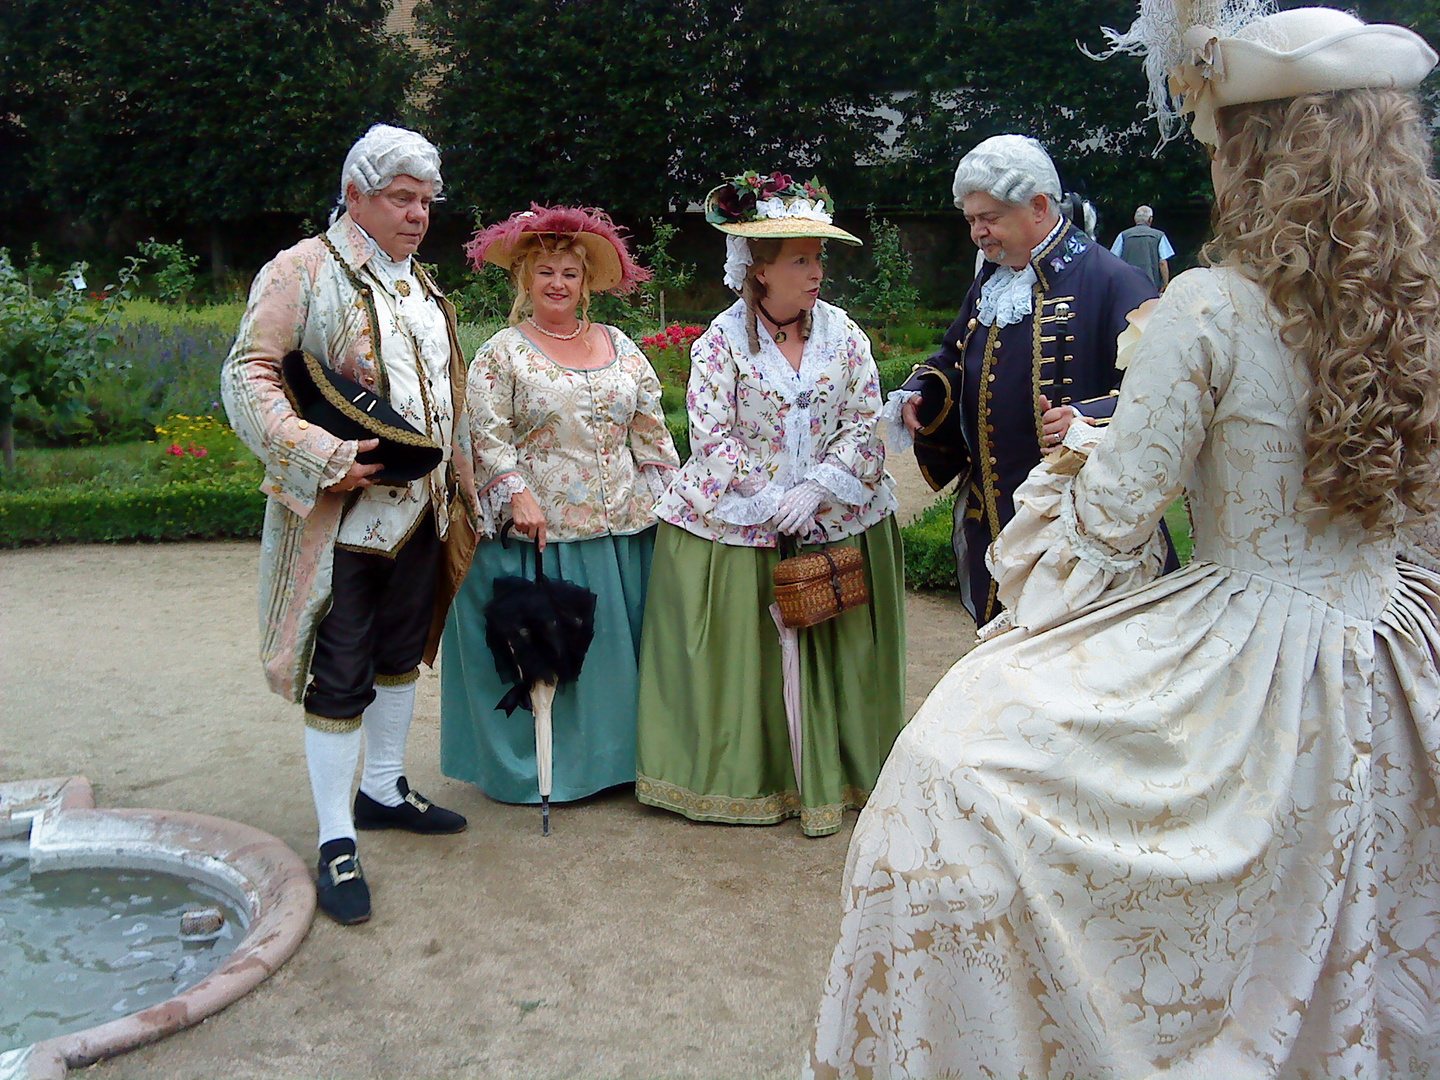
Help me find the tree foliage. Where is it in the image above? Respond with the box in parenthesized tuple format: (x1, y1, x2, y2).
(3, 0, 1437, 278)
(880, 0, 1212, 220)
(1, 0, 415, 236)
(415, 0, 915, 221)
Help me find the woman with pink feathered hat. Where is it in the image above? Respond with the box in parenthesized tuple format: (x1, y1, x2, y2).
(439, 206, 679, 805)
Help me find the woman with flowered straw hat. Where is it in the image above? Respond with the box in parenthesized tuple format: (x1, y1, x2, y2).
(635, 171, 906, 839)
(808, 5, 1440, 1076)
(439, 205, 679, 805)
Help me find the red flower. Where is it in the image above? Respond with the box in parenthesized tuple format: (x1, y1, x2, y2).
(167, 443, 183, 456)
(759, 172, 794, 198)
(190, 445, 208, 458)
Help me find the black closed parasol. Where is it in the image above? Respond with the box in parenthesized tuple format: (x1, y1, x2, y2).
(483, 521, 597, 834)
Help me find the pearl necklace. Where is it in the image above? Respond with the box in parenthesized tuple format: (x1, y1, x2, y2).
(526, 317, 584, 341)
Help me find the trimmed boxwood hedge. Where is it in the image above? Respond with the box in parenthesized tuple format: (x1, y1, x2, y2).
(899, 494, 958, 592)
(2, 433, 972, 597)
(0, 479, 265, 547)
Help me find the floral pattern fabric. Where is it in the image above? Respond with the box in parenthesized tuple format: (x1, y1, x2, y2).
(467, 326, 678, 541)
(808, 267, 1440, 1078)
(654, 298, 896, 547)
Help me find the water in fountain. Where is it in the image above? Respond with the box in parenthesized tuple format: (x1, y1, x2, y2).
(1, 855, 248, 1051)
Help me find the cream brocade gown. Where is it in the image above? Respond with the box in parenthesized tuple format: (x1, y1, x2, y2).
(808, 268, 1440, 1079)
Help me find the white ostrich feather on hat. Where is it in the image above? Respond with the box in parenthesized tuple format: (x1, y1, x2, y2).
(1088, 0, 1277, 143)
(1092, 2, 1437, 147)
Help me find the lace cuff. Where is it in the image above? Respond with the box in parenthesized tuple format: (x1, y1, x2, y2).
(881, 389, 919, 453)
(478, 472, 529, 536)
(641, 463, 676, 501)
(804, 461, 867, 508)
(1062, 418, 1105, 455)
(1060, 483, 1152, 574)
(976, 609, 1014, 642)
(988, 453, 1167, 635)
(319, 440, 359, 489)
(716, 482, 786, 527)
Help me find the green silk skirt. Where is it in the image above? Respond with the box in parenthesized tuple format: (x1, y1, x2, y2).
(440, 528, 656, 804)
(636, 518, 907, 837)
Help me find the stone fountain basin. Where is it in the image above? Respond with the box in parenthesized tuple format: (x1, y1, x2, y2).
(0, 777, 314, 1080)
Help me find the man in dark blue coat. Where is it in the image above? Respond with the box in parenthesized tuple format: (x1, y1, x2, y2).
(898, 135, 1160, 624)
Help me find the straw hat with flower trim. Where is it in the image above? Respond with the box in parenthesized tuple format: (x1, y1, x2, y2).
(704, 171, 861, 292)
(704, 171, 862, 245)
(464, 204, 650, 293)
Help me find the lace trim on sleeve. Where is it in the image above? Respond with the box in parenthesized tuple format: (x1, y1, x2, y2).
(880, 389, 919, 453)
(1060, 481, 1151, 573)
(716, 482, 786, 527)
(805, 461, 868, 509)
(976, 609, 1014, 642)
(478, 472, 528, 536)
(641, 463, 676, 501)
(319, 440, 359, 489)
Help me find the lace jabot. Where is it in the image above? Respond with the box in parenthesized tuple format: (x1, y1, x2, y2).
(976, 218, 1066, 329)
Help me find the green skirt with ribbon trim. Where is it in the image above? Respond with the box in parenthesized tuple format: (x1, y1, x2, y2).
(635, 518, 907, 837)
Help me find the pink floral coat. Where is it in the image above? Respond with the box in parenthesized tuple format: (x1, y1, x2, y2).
(220, 215, 477, 702)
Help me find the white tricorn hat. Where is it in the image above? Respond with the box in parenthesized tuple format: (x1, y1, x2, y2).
(1174, 7, 1437, 144)
(1093, 3, 1437, 146)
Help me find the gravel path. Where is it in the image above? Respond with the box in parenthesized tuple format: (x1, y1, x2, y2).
(1, 446, 973, 1079)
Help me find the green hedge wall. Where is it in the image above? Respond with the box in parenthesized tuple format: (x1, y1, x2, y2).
(0, 479, 265, 547)
(2, 445, 970, 596)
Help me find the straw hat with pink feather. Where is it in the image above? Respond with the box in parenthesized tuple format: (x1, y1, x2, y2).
(464, 204, 651, 293)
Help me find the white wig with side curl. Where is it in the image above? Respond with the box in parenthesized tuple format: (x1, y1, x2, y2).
(339, 124, 444, 205)
(951, 134, 1061, 210)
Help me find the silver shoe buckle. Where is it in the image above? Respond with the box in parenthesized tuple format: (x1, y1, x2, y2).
(326, 854, 363, 885)
(404, 790, 432, 813)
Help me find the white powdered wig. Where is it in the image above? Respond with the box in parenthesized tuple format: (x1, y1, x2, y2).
(951, 135, 1062, 210)
(339, 124, 444, 203)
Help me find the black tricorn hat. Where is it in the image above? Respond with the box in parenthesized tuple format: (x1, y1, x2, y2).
(280, 350, 443, 486)
(911, 362, 971, 492)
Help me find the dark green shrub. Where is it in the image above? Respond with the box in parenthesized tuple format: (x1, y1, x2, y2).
(900, 494, 958, 591)
(665, 409, 690, 462)
(0, 476, 264, 547)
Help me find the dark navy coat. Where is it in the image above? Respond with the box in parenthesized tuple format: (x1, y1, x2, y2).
(904, 218, 1158, 620)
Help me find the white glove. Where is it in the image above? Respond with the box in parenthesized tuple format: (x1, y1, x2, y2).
(772, 480, 827, 535)
(730, 472, 767, 497)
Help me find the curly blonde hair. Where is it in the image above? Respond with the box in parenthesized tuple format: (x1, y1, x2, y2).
(1204, 89, 1440, 530)
(507, 236, 593, 327)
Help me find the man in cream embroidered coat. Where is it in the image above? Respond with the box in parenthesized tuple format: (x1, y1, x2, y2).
(221, 124, 477, 925)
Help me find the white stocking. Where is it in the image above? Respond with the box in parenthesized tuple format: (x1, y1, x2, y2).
(305, 725, 361, 849)
(359, 682, 415, 807)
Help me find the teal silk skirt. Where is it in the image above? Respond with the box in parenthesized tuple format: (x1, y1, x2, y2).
(635, 518, 907, 837)
(440, 528, 657, 804)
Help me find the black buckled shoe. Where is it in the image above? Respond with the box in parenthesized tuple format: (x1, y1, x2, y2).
(316, 840, 371, 926)
(354, 776, 467, 834)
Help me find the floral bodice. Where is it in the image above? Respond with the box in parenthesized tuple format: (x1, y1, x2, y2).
(654, 299, 896, 546)
(468, 325, 679, 541)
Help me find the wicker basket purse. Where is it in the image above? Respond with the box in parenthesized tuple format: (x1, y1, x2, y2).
(772, 546, 868, 628)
